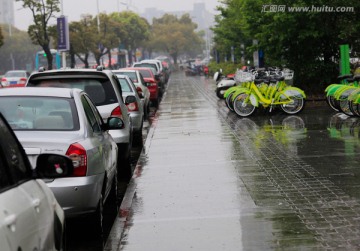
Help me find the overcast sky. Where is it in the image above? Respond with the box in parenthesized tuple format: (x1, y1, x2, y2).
(14, 0, 221, 31)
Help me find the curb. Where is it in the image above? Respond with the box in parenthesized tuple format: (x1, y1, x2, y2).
(103, 94, 162, 251)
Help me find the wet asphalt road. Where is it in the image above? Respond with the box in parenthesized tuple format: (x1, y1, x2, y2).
(72, 72, 360, 250)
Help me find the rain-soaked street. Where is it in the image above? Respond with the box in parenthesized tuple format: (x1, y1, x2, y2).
(103, 71, 360, 251)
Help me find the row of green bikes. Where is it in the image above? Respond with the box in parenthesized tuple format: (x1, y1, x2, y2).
(219, 67, 306, 117)
(325, 74, 360, 116)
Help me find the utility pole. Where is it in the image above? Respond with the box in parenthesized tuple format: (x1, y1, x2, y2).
(60, 0, 66, 68)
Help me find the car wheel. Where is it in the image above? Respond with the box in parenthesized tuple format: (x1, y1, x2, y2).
(91, 195, 104, 237)
(60, 222, 67, 251)
(107, 176, 119, 213)
(152, 98, 159, 108)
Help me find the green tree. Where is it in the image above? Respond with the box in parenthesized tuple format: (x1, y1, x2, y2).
(0, 25, 40, 73)
(109, 11, 150, 65)
(16, 0, 60, 70)
(90, 13, 122, 68)
(68, 16, 98, 68)
(212, 0, 360, 94)
(149, 14, 204, 65)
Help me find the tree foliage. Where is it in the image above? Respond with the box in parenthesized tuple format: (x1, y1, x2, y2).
(212, 0, 360, 94)
(0, 25, 40, 74)
(16, 0, 60, 70)
(109, 11, 150, 65)
(148, 14, 204, 64)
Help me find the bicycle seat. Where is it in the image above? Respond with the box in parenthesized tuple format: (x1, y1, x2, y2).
(345, 77, 355, 83)
(353, 75, 360, 81)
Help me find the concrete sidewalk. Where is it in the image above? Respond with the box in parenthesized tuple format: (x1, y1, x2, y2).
(104, 73, 262, 251)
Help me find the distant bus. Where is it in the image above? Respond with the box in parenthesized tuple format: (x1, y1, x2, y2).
(35, 49, 62, 70)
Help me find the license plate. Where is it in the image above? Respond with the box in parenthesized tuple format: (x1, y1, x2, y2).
(10, 81, 17, 84)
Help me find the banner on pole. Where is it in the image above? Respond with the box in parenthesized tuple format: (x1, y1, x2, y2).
(57, 16, 70, 51)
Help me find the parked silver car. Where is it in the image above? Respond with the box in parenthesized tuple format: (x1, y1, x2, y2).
(0, 111, 74, 251)
(113, 69, 151, 119)
(25, 68, 133, 178)
(0, 87, 121, 234)
(114, 74, 144, 146)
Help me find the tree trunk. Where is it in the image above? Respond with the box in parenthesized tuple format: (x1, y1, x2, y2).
(43, 46, 53, 70)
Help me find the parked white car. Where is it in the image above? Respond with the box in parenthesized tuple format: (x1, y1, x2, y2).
(114, 74, 144, 146)
(0, 87, 121, 234)
(1, 70, 30, 87)
(0, 111, 74, 251)
(25, 68, 133, 178)
(113, 69, 151, 119)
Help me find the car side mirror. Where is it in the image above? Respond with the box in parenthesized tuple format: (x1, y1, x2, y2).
(106, 116, 124, 130)
(35, 154, 74, 178)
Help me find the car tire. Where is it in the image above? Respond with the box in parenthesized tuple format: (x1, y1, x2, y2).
(107, 176, 119, 213)
(91, 195, 104, 237)
(152, 98, 159, 108)
(133, 121, 143, 147)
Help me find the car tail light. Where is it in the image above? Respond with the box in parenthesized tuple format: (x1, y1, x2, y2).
(66, 143, 87, 177)
(136, 86, 143, 95)
(126, 101, 139, 112)
(148, 80, 157, 87)
(111, 106, 122, 117)
(19, 78, 27, 85)
(110, 106, 125, 128)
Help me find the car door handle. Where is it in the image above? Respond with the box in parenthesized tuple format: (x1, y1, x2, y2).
(4, 214, 17, 231)
(32, 198, 41, 212)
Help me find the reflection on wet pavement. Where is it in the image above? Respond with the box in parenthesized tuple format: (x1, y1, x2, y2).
(111, 73, 360, 251)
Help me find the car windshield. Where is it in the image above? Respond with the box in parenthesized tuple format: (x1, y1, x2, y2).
(0, 96, 78, 131)
(28, 78, 118, 106)
(118, 78, 132, 93)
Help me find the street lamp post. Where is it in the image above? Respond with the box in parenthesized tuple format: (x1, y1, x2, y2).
(96, 0, 100, 32)
(60, 0, 67, 68)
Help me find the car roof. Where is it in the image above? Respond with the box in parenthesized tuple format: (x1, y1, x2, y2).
(0, 87, 80, 98)
(29, 68, 114, 80)
(114, 69, 137, 72)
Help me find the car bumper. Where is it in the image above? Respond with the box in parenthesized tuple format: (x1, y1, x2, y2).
(45, 174, 104, 218)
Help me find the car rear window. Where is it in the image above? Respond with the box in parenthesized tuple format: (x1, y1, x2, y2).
(27, 78, 118, 106)
(137, 70, 152, 78)
(0, 96, 79, 131)
(5, 71, 27, 78)
(117, 72, 137, 82)
(134, 63, 158, 72)
(118, 78, 132, 93)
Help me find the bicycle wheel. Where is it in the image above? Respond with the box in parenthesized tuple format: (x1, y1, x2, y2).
(216, 87, 227, 99)
(349, 101, 360, 117)
(233, 93, 256, 117)
(326, 95, 340, 111)
(280, 98, 305, 114)
(225, 92, 235, 111)
(339, 99, 354, 116)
